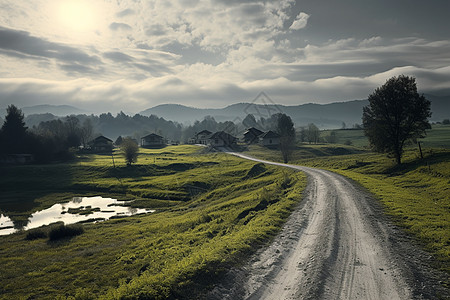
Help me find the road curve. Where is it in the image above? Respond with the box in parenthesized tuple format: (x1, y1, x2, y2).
(228, 152, 412, 300)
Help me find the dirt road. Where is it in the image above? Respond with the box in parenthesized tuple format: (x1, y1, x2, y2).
(207, 153, 448, 300)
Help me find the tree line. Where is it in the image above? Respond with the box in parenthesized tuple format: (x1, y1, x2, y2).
(0, 75, 433, 165)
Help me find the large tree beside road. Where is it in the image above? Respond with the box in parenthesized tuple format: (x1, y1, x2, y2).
(276, 113, 295, 163)
(363, 75, 431, 164)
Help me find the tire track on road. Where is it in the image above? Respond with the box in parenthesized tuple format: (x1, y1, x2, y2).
(229, 153, 412, 300)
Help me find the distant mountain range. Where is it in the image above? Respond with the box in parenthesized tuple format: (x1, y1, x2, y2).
(1, 95, 448, 129)
(22, 104, 87, 116)
(139, 101, 367, 128)
(139, 94, 450, 128)
(0, 104, 86, 118)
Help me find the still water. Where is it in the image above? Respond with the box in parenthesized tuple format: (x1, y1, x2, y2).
(0, 196, 154, 236)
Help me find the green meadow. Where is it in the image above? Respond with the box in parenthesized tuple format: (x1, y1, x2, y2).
(0, 145, 306, 299)
(1, 124, 448, 298)
(247, 125, 450, 274)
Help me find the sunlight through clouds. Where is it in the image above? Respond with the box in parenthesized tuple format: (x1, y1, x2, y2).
(0, 0, 449, 112)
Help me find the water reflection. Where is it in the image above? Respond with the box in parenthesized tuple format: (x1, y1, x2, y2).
(0, 196, 154, 236)
(0, 214, 15, 235)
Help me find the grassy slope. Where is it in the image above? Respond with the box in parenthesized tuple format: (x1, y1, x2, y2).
(321, 124, 450, 148)
(246, 143, 450, 274)
(0, 145, 306, 299)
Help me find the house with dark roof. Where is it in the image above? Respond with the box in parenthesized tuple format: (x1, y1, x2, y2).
(89, 136, 113, 153)
(141, 133, 165, 148)
(259, 130, 280, 147)
(193, 130, 212, 145)
(208, 131, 237, 147)
(243, 127, 264, 144)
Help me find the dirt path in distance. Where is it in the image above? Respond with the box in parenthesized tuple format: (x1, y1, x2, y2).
(205, 153, 448, 300)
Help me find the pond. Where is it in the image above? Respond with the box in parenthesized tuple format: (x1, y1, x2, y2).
(0, 196, 154, 236)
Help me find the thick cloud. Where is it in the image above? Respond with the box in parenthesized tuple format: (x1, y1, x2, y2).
(290, 12, 309, 30)
(103, 51, 134, 63)
(116, 8, 135, 18)
(109, 22, 132, 31)
(0, 0, 449, 112)
(0, 26, 100, 64)
(1, 63, 448, 114)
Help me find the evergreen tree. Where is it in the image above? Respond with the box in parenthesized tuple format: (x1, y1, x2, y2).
(0, 104, 29, 154)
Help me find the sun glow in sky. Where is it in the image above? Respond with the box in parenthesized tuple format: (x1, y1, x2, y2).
(0, 0, 449, 113)
(56, 1, 96, 32)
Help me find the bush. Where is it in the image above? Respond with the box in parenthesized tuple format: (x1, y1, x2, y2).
(25, 228, 47, 240)
(48, 224, 84, 241)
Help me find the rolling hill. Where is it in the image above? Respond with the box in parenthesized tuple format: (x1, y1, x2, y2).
(139, 95, 449, 128)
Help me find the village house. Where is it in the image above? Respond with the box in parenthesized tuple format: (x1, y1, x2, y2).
(193, 130, 212, 145)
(89, 136, 113, 153)
(208, 131, 237, 147)
(259, 130, 280, 147)
(141, 133, 165, 148)
(243, 127, 264, 144)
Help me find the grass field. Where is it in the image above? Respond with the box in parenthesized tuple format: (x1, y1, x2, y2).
(246, 143, 450, 274)
(321, 129, 369, 148)
(0, 145, 306, 299)
(1, 123, 448, 298)
(320, 124, 450, 149)
(419, 124, 450, 148)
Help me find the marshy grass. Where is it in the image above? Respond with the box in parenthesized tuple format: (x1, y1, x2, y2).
(0, 145, 306, 299)
(48, 224, 84, 241)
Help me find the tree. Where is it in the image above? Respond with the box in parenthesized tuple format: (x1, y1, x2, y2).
(115, 136, 123, 146)
(362, 75, 431, 164)
(80, 119, 94, 147)
(0, 104, 28, 153)
(276, 114, 295, 163)
(298, 127, 306, 143)
(326, 131, 338, 144)
(242, 114, 257, 128)
(121, 137, 139, 166)
(306, 123, 319, 144)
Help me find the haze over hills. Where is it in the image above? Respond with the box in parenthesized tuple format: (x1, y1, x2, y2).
(139, 101, 368, 129)
(139, 95, 450, 129)
(0, 104, 86, 118)
(21, 104, 87, 116)
(1, 95, 448, 130)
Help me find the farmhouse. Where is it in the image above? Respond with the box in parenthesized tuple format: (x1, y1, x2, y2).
(89, 136, 113, 153)
(243, 127, 263, 144)
(193, 130, 212, 145)
(208, 131, 237, 147)
(141, 133, 165, 148)
(259, 130, 280, 147)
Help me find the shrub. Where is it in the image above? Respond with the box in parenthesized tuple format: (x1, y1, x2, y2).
(25, 228, 47, 240)
(48, 224, 84, 241)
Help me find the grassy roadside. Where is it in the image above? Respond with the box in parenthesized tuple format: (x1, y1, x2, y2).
(0, 145, 306, 299)
(246, 144, 450, 274)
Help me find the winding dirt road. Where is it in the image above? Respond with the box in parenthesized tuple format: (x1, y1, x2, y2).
(207, 153, 448, 300)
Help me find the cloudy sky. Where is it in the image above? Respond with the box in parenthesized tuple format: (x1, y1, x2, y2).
(0, 0, 449, 113)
